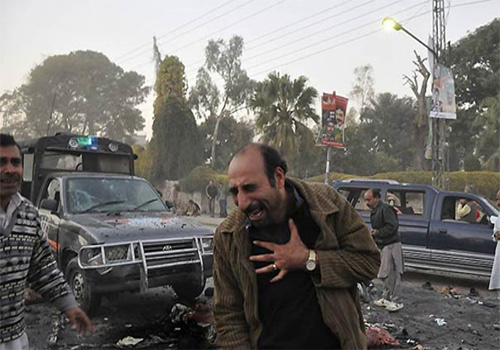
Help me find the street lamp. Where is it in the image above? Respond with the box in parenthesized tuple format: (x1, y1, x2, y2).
(382, 17, 438, 59)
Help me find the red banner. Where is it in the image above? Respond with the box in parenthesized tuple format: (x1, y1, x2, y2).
(317, 92, 348, 148)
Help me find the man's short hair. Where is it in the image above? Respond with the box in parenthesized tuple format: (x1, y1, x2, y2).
(236, 143, 288, 187)
(370, 188, 381, 198)
(0, 133, 21, 152)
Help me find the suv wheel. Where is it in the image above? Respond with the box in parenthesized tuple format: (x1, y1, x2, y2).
(66, 258, 101, 316)
(173, 278, 206, 300)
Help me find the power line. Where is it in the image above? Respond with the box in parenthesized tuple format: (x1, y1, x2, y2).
(246, 0, 493, 78)
(183, 0, 360, 71)
(243, 0, 403, 64)
(166, 0, 286, 56)
(131, 0, 285, 72)
(119, 0, 256, 65)
(114, 0, 236, 62)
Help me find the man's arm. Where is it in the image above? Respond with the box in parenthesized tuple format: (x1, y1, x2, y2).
(374, 204, 399, 239)
(213, 230, 252, 349)
(313, 188, 381, 289)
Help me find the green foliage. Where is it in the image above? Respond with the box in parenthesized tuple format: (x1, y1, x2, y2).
(178, 166, 219, 193)
(189, 36, 254, 168)
(150, 95, 203, 182)
(198, 115, 254, 171)
(132, 144, 152, 181)
(251, 72, 318, 157)
(447, 19, 499, 170)
(154, 56, 186, 114)
(0, 51, 149, 142)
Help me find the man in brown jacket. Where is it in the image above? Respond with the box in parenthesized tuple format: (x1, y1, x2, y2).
(213, 143, 380, 349)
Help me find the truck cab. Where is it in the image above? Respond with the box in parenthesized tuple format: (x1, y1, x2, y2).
(19, 134, 214, 314)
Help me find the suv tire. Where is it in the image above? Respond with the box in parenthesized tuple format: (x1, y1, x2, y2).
(66, 258, 101, 316)
(173, 278, 206, 300)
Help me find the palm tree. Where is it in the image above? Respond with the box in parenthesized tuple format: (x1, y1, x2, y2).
(251, 72, 318, 156)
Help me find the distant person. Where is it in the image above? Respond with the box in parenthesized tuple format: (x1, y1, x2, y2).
(218, 181, 228, 218)
(205, 180, 219, 218)
(456, 198, 477, 223)
(488, 189, 500, 299)
(364, 188, 404, 311)
(0, 134, 93, 349)
(185, 199, 201, 217)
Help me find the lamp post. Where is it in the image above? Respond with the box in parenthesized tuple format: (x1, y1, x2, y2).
(382, 17, 438, 60)
(381, 15, 449, 190)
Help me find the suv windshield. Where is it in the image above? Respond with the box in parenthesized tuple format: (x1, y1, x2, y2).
(67, 178, 165, 213)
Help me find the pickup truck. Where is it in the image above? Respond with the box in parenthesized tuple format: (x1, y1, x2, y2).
(19, 134, 214, 314)
(333, 179, 498, 277)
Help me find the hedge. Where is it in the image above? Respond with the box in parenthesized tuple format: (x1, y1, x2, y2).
(179, 166, 228, 193)
(181, 167, 499, 200)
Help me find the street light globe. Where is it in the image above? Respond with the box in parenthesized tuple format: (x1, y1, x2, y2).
(382, 17, 401, 31)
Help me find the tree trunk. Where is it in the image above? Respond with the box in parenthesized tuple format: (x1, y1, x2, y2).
(211, 116, 221, 168)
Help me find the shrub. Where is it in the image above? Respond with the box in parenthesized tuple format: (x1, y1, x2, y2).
(179, 166, 229, 193)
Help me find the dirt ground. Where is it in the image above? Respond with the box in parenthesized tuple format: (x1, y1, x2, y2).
(24, 271, 500, 350)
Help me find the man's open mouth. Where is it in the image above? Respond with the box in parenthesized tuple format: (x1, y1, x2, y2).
(246, 203, 265, 221)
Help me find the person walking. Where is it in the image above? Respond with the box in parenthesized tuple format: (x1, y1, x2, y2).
(213, 143, 380, 349)
(205, 180, 219, 218)
(218, 181, 228, 218)
(364, 188, 404, 312)
(0, 134, 93, 350)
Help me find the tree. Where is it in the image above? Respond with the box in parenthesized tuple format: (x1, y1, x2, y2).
(403, 51, 430, 171)
(0, 51, 149, 142)
(349, 64, 375, 122)
(447, 18, 499, 170)
(149, 56, 203, 182)
(251, 72, 318, 157)
(189, 36, 254, 168)
(359, 93, 416, 171)
(198, 115, 254, 171)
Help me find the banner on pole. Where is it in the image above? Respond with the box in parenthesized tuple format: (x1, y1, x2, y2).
(317, 92, 348, 148)
(430, 63, 457, 120)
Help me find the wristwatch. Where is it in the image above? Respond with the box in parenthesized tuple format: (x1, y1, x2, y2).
(305, 250, 317, 272)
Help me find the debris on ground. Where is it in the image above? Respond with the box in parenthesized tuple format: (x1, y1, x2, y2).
(421, 281, 433, 290)
(434, 317, 447, 326)
(116, 336, 144, 347)
(366, 325, 400, 347)
(167, 298, 216, 349)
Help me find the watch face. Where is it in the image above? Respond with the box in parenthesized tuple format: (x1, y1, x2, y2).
(306, 260, 316, 271)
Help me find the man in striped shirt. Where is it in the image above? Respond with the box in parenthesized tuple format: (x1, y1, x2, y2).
(0, 133, 93, 349)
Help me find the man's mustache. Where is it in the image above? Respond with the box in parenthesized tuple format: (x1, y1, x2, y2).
(0, 174, 21, 181)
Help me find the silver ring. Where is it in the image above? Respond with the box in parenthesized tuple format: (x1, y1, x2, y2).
(272, 263, 278, 271)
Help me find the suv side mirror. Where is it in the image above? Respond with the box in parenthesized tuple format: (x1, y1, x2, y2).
(40, 198, 58, 213)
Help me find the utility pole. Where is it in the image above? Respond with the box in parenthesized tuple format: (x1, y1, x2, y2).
(431, 0, 449, 189)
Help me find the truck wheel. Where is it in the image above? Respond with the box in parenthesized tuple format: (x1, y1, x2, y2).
(66, 258, 101, 316)
(173, 278, 206, 300)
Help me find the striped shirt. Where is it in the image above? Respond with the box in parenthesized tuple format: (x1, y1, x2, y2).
(0, 193, 77, 343)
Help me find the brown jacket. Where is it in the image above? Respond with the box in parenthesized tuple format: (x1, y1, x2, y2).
(213, 178, 381, 349)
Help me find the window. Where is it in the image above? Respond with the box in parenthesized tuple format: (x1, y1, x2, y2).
(386, 190, 425, 216)
(41, 178, 61, 210)
(442, 196, 490, 225)
(337, 188, 370, 210)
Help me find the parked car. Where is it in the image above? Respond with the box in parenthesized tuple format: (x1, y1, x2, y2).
(19, 134, 214, 314)
(333, 179, 498, 277)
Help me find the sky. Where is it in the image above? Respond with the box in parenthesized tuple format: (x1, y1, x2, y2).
(1, 0, 498, 139)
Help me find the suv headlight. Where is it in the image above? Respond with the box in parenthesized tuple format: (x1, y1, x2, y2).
(200, 237, 213, 253)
